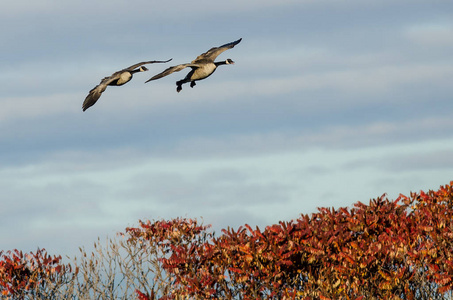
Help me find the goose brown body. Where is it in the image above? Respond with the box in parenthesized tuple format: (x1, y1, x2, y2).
(82, 59, 172, 111)
(145, 38, 241, 92)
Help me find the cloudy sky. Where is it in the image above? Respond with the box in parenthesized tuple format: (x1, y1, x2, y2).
(1, 0, 453, 257)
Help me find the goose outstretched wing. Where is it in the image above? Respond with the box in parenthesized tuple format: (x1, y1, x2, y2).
(145, 63, 196, 82)
(192, 38, 242, 63)
(82, 80, 111, 111)
(122, 59, 172, 71)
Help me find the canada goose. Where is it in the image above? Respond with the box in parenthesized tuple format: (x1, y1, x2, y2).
(82, 59, 172, 111)
(145, 38, 242, 92)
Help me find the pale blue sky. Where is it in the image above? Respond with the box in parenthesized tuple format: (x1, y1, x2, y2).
(1, 0, 453, 257)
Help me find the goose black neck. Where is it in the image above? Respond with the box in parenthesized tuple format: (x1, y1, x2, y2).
(215, 61, 228, 66)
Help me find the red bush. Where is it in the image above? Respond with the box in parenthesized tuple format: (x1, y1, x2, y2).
(0, 248, 74, 299)
(128, 182, 453, 299)
(3, 182, 453, 299)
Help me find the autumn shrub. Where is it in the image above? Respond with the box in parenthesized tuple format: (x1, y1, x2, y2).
(129, 182, 453, 300)
(73, 235, 173, 299)
(125, 217, 214, 299)
(0, 236, 173, 299)
(0, 248, 75, 299)
(3, 182, 453, 299)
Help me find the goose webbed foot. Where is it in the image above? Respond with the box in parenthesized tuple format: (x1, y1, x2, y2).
(190, 81, 196, 88)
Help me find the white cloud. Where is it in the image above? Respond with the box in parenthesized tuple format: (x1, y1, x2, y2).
(2, 57, 451, 124)
(138, 115, 453, 159)
(155, 51, 453, 104)
(0, 0, 301, 19)
(0, 94, 76, 123)
(404, 22, 453, 47)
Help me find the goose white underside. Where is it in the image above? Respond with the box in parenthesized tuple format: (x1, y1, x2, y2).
(116, 72, 132, 85)
(191, 63, 217, 80)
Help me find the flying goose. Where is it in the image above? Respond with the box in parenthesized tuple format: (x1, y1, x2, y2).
(82, 59, 172, 111)
(145, 38, 242, 92)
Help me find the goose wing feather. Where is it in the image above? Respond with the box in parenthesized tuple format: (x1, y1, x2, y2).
(145, 63, 196, 82)
(82, 80, 110, 111)
(192, 38, 242, 63)
(123, 59, 172, 71)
